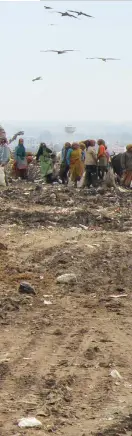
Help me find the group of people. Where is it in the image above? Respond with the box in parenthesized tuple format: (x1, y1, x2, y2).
(0, 125, 132, 189)
(35, 139, 110, 188)
(59, 139, 110, 187)
(36, 139, 132, 189)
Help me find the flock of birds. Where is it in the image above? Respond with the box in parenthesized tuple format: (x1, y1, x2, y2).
(32, 4, 120, 82)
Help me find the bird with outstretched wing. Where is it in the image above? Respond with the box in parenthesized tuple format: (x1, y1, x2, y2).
(54, 11, 78, 18)
(68, 10, 94, 17)
(44, 5, 52, 9)
(40, 49, 78, 55)
(32, 76, 42, 82)
(86, 57, 120, 62)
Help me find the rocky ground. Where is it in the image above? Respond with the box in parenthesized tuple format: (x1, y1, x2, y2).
(0, 178, 132, 436)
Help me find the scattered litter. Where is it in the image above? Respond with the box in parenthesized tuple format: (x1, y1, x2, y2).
(85, 244, 95, 249)
(0, 167, 6, 186)
(124, 382, 132, 388)
(40, 275, 44, 280)
(43, 294, 53, 298)
(110, 294, 127, 299)
(19, 282, 35, 296)
(44, 300, 52, 305)
(118, 186, 129, 192)
(110, 369, 122, 380)
(66, 240, 78, 244)
(18, 417, 42, 428)
(57, 273, 77, 284)
(79, 224, 88, 230)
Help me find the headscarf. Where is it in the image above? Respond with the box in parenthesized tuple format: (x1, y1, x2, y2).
(64, 142, 71, 149)
(126, 144, 132, 151)
(97, 139, 106, 146)
(72, 142, 79, 150)
(79, 142, 86, 151)
(83, 139, 96, 149)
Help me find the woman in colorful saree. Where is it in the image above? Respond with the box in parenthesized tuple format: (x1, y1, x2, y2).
(14, 138, 28, 179)
(36, 143, 54, 183)
(69, 143, 83, 187)
(79, 142, 86, 177)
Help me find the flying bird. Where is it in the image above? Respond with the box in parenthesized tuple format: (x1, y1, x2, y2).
(86, 57, 120, 62)
(68, 10, 94, 17)
(32, 76, 42, 82)
(55, 11, 78, 18)
(40, 50, 78, 55)
(44, 6, 52, 9)
(9, 131, 24, 144)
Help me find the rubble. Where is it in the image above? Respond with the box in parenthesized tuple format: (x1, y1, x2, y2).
(57, 273, 77, 284)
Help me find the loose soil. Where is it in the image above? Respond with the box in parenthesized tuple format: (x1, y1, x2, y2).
(0, 182, 132, 436)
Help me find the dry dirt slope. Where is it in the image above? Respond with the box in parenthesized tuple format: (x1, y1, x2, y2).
(0, 184, 132, 436)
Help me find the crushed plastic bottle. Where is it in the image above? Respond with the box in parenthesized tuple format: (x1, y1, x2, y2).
(110, 369, 122, 380)
(18, 417, 42, 428)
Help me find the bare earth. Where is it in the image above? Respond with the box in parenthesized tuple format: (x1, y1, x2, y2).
(0, 183, 132, 436)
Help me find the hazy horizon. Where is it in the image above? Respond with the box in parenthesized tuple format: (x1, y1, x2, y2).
(2, 119, 132, 154)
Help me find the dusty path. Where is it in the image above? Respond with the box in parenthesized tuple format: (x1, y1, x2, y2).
(0, 184, 132, 436)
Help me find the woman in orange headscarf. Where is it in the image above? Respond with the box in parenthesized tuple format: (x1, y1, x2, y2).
(97, 139, 108, 179)
(69, 143, 83, 187)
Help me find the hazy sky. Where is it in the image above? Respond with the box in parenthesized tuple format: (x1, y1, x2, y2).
(0, 0, 132, 122)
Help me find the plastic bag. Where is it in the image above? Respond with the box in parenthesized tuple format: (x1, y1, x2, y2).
(104, 168, 116, 188)
(57, 273, 77, 284)
(18, 417, 42, 428)
(0, 167, 6, 186)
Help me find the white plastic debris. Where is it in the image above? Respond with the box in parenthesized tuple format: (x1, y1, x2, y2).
(85, 244, 95, 249)
(110, 369, 122, 380)
(110, 294, 127, 299)
(66, 240, 78, 244)
(0, 167, 6, 186)
(18, 417, 42, 428)
(79, 224, 88, 230)
(57, 273, 77, 284)
(44, 300, 52, 305)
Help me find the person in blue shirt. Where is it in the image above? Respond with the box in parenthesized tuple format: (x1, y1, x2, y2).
(60, 142, 72, 184)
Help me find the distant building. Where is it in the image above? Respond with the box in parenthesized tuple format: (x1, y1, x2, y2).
(65, 125, 76, 134)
